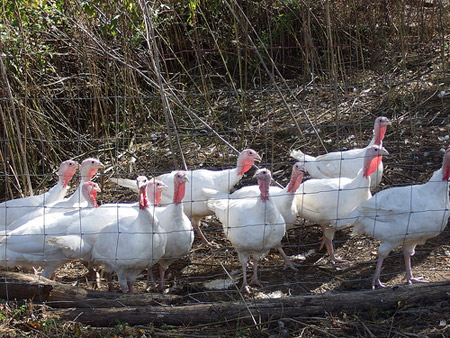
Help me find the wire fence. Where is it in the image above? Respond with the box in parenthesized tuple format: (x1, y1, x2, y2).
(1, 18, 450, 312)
(0, 93, 449, 305)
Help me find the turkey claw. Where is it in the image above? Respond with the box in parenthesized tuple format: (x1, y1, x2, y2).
(204, 240, 221, 249)
(243, 285, 255, 294)
(332, 256, 350, 264)
(372, 279, 387, 289)
(250, 277, 268, 288)
(406, 276, 429, 284)
(32, 267, 42, 276)
(284, 260, 299, 271)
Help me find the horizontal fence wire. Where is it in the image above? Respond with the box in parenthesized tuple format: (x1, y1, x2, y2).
(0, 43, 449, 308)
(0, 144, 449, 303)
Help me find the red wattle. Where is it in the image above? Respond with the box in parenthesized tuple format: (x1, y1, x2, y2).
(139, 187, 148, 210)
(365, 156, 382, 178)
(174, 182, 186, 205)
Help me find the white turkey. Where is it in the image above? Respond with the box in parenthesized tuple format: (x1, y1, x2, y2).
(7, 158, 103, 232)
(0, 159, 79, 228)
(336, 148, 450, 289)
(152, 171, 193, 292)
(68, 158, 104, 208)
(291, 116, 391, 189)
(115, 149, 261, 247)
(90, 176, 167, 293)
(206, 168, 286, 293)
(228, 162, 305, 270)
(48, 177, 168, 290)
(295, 145, 388, 263)
(0, 181, 100, 278)
(62, 177, 167, 254)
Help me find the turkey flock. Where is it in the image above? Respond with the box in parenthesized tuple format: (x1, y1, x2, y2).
(1, 116, 449, 294)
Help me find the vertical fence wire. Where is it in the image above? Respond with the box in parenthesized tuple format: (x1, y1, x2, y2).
(0, 0, 449, 306)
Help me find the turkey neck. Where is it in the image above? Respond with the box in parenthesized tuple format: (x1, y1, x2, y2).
(139, 185, 149, 210)
(44, 162, 78, 204)
(258, 176, 270, 202)
(61, 172, 75, 189)
(237, 154, 254, 176)
(147, 182, 163, 206)
(426, 149, 450, 197)
(81, 182, 99, 208)
(173, 180, 186, 205)
(287, 170, 304, 193)
(373, 122, 387, 146)
(137, 184, 162, 232)
(363, 154, 383, 179)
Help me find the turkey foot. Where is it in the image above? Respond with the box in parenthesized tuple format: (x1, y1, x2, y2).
(32, 267, 42, 276)
(243, 284, 256, 294)
(204, 240, 221, 249)
(332, 256, 350, 264)
(250, 275, 269, 288)
(406, 276, 429, 284)
(284, 259, 300, 271)
(320, 236, 349, 264)
(372, 279, 387, 289)
(241, 280, 266, 294)
(277, 247, 298, 271)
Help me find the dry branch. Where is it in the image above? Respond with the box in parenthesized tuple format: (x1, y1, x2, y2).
(1, 272, 448, 327)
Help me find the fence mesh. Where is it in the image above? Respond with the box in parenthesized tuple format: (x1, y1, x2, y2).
(0, 0, 449, 315)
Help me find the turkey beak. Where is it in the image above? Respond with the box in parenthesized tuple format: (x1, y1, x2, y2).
(94, 184, 101, 192)
(381, 147, 389, 155)
(183, 176, 190, 183)
(254, 153, 262, 162)
(161, 182, 169, 190)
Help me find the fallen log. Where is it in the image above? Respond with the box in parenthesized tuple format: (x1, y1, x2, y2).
(51, 281, 450, 326)
(0, 272, 53, 301)
(1, 272, 449, 327)
(0, 271, 180, 307)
